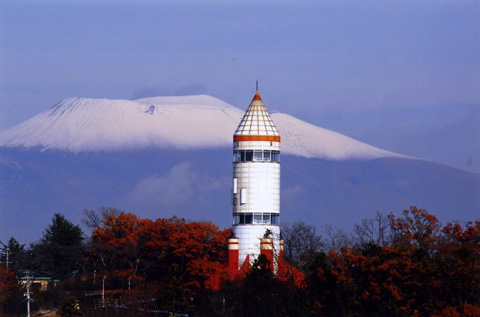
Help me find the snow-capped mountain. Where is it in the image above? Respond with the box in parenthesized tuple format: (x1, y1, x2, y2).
(0, 95, 403, 160)
(0, 95, 478, 244)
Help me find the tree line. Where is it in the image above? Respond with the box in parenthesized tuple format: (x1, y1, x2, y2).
(1, 206, 479, 316)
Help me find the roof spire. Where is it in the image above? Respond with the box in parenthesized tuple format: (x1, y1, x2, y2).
(234, 91, 279, 140)
(256, 80, 258, 92)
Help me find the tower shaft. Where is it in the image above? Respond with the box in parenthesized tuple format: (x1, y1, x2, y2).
(229, 92, 281, 273)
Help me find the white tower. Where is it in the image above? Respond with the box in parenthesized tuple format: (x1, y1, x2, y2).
(229, 92, 281, 271)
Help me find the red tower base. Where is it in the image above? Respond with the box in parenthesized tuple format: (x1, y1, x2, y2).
(228, 238, 284, 277)
(228, 238, 239, 278)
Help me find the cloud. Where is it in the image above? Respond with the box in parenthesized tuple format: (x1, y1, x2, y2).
(127, 162, 223, 207)
(282, 184, 305, 204)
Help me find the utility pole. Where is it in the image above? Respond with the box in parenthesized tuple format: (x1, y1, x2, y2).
(102, 275, 106, 316)
(102, 275, 106, 306)
(23, 275, 32, 317)
(2, 247, 12, 270)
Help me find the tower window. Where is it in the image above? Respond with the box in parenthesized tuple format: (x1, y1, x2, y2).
(253, 150, 263, 161)
(232, 214, 240, 225)
(233, 151, 239, 162)
(240, 188, 247, 204)
(263, 214, 270, 223)
(233, 150, 280, 163)
(232, 213, 279, 225)
(233, 178, 237, 194)
(263, 150, 271, 161)
(271, 151, 280, 162)
(234, 213, 253, 225)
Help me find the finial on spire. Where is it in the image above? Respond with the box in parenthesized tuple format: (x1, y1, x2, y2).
(256, 80, 258, 92)
(253, 92, 262, 101)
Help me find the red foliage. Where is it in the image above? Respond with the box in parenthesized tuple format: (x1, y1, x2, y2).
(89, 214, 231, 292)
(82, 208, 479, 315)
(308, 207, 480, 316)
(276, 256, 306, 289)
(0, 266, 16, 303)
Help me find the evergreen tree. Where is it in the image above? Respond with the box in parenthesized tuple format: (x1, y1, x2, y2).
(31, 213, 85, 280)
(0, 237, 26, 274)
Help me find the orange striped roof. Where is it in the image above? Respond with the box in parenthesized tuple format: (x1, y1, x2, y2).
(234, 92, 280, 139)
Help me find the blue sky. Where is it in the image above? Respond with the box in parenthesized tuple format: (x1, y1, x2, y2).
(1, 0, 479, 172)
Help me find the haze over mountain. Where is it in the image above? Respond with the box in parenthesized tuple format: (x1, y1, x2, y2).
(0, 95, 478, 243)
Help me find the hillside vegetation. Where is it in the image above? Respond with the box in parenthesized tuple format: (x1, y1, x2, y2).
(1, 206, 479, 316)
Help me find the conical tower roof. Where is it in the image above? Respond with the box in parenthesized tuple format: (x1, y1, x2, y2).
(234, 92, 280, 142)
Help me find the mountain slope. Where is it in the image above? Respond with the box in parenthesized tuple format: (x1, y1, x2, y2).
(0, 148, 478, 244)
(0, 95, 403, 160)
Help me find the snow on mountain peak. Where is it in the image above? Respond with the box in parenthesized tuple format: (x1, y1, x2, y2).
(0, 95, 404, 160)
(134, 94, 238, 110)
(272, 113, 403, 160)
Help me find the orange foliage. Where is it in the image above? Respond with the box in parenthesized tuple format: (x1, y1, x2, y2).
(82, 208, 478, 316)
(89, 214, 231, 292)
(308, 207, 480, 316)
(389, 206, 441, 250)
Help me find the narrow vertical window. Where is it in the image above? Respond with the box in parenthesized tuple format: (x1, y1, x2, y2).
(263, 150, 271, 161)
(240, 188, 247, 204)
(263, 213, 270, 224)
(233, 214, 240, 225)
(271, 151, 280, 162)
(233, 151, 241, 162)
(233, 178, 237, 194)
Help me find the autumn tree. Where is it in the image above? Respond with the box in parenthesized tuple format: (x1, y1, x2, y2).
(437, 220, 480, 315)
(65, 207, 479, 315)
(305, 207, 480, 316)
(88, 213, 148, 290)
(389, 206, 441, 250)
(0, 265, 22, 315)
(144, 217, 231, 315)
(87, 214, 231, 315)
